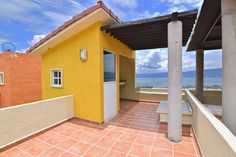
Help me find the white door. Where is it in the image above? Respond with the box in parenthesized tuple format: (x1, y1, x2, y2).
(103, 51, 117, 122)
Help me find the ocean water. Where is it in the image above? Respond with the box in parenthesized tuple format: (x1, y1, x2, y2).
(136, 77, 222, 89)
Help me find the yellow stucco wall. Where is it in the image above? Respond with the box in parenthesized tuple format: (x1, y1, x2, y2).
(98, 22, 134, 113)
(41, 22, 134, 123)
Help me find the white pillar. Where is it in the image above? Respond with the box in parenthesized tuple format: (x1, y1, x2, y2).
(168, 19, 183, 142)
(222, 0, 236, 135)
(196, 49, 204, 102)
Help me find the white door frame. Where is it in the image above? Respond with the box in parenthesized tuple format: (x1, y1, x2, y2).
(103, 49, 118, 122)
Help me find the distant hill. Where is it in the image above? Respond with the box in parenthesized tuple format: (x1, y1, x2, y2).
(136, 68, 222, 78)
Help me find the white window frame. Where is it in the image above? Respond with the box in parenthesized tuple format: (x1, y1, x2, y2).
(50, 68, 62, 88)
(103, 49, 116, 82)
(0, 72, 4, 85)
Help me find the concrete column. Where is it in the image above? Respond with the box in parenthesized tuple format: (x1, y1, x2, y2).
(196, 49, 204, 102)
(222, 0, 236, 135)
(167, 19, 183, 142)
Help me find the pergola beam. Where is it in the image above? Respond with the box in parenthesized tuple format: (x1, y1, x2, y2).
(201, 14, 221, 46)
(187, 0, 221, 51)
(101, 10, 197, 31)
(102, 10, 197, 50)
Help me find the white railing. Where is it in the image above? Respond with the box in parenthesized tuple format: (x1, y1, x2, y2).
(185, 90, 236, 157)
(0, 95, 74, 149)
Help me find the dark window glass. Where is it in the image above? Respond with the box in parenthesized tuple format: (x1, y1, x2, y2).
(54, 71, 58, 77)
(54, 79, 58, 84)
(104, 51, 116, 82)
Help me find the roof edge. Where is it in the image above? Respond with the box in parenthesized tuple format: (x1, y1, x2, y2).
(26, 1, 120, 54)
(101, 9, 198, 31)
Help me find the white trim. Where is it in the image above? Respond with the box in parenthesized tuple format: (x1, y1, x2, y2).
(104, 81, 116, 84)
(103, 48, 116, 55)
(50, 68, 63, 88)
(185, 90, 236, 156)
(103, 49, 118, 121)
(104, 81, 117, 121)
(0, 72, 4, 85)
(104, 112, 118, 122)
(103, 49, 116, 82)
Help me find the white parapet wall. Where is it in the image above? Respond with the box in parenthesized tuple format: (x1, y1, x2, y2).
(185, 90, 236, 157)
(156, 101, 192, 125)
(0, 95, 74, 149)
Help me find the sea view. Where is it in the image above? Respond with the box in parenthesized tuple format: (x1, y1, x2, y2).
(136, 68, 222, 89)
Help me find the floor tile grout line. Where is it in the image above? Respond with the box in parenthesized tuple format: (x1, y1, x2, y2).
(15, 146, 34, 157)
(48, 126, 106, 144)
(191, 136, 199, 156)
(2, 101, 198, 157)
(59, 127, 112, 157)
(190, 127, 201, 156)
(125, 130, 141, 157)
(29, 140, 66, 156)
(37, 124, 113, 157)
(16, 137, 45, 154)
(35, 135, 80, 157)
(101, 130, 126, 157)
(174, 150, 198, 156)
(80, 124, 117, 157)
(148, 131, 157, 157)
(62, 124, 155, 149)
(172, 140, 174, 157)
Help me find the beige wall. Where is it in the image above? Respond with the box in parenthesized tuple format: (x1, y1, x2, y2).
(190, 89, 222, 105)
(119, 56, 221, 104)
(0, 95, 74, 149)
(119, 56, 136, 99)
(119, 56, 168, 102)
(185, 90, 236, 157)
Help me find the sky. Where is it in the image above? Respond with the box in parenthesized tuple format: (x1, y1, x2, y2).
(0, 0, 222, 74)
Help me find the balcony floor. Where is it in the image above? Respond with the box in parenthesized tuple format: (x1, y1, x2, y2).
(0, 100, 201, 157)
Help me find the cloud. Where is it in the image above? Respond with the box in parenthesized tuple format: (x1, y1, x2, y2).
(15, 48, 27, 53)
(136, 49, 168, 73)
(204, 50, 222, 69)
(0, 37, 8, 44)
(132, 11, 160, 20)
(0, 1, 40, 24)
(0, 37, 8, 52)
(108, 0, 138, 9)
(0, 31, 12, 48)
(160, 0, 202, 7)
(136, 48, 222, 74)
(159, 0, 202, 14)
(42, 11, 72, 27)
(167, 5, 188, 13)
(0, 0, 85, 34)
(28, 35, 46, 46)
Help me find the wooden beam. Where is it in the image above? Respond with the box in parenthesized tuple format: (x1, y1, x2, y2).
(202, 40, 222, 48)
(101, 9, 197, 31)
(201, 13, 221, 45)
(187, 0, 221, 51)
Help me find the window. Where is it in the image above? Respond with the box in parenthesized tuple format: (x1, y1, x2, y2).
(104, 51, 116, 82)
(0, 72, 4, 85)
(51, 69, 62, 87)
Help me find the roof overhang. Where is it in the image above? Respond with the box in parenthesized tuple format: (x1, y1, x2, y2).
(187, 0, 221, 51)
(28, 5, 118, 55)
(101, 10, 198, 50)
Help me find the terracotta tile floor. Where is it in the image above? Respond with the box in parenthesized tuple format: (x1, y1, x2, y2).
(0, 100, 201, 157)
